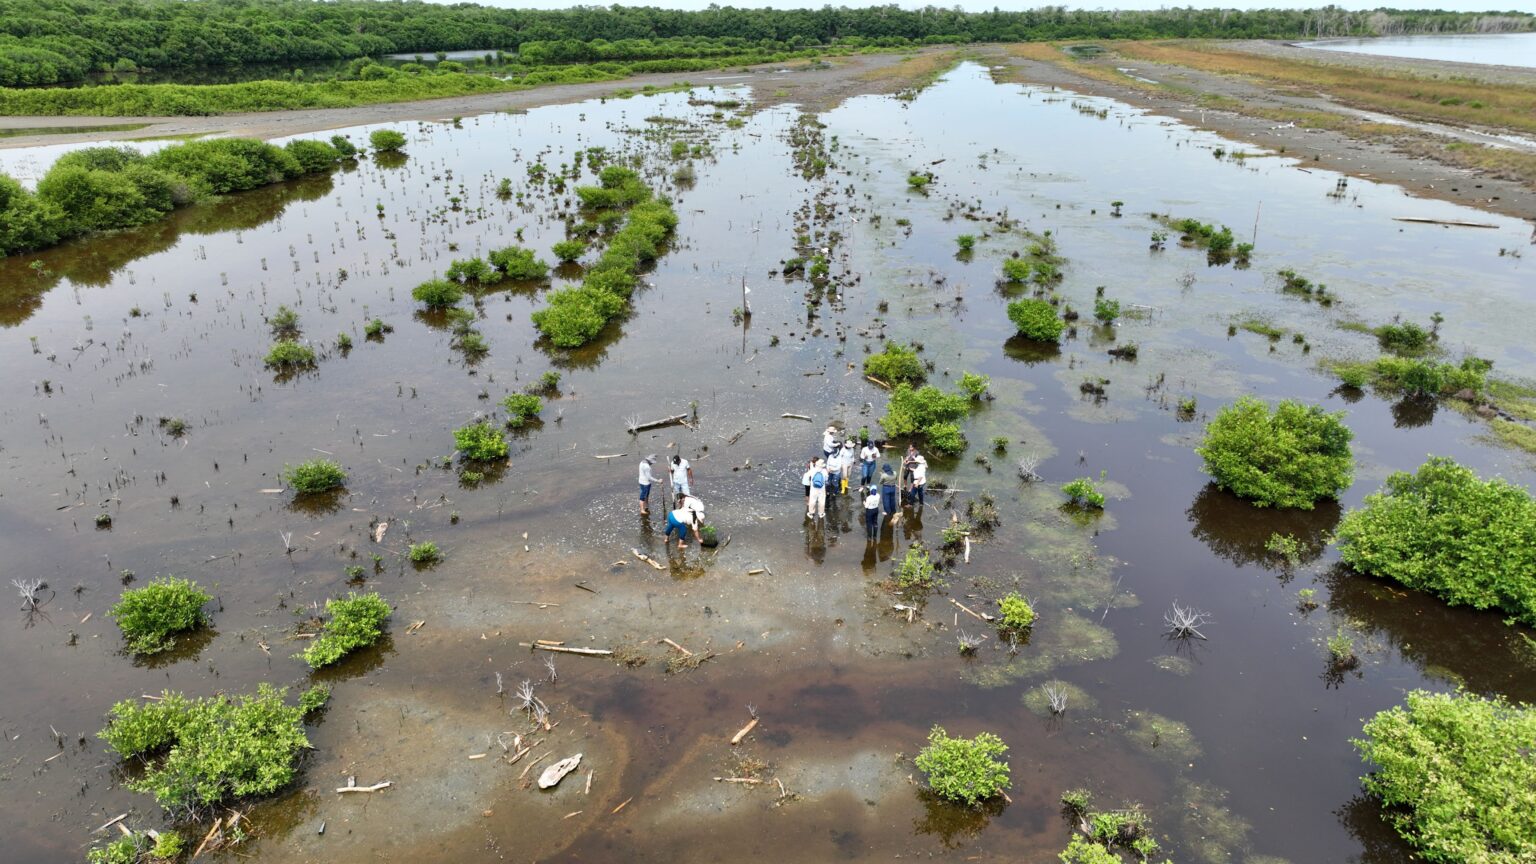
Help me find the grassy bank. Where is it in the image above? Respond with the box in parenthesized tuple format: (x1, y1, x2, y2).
(0, 51, 816, 117)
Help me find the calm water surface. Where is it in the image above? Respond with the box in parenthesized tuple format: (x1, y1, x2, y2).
(1300, 31, 1536, 68)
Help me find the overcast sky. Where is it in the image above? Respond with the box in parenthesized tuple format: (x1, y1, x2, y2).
(456, 1, 1536, 14)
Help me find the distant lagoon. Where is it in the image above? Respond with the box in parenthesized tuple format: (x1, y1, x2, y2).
(1299, 32, 1536, 69)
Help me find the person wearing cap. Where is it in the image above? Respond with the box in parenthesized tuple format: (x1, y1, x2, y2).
(669, 453, 694, 497)
(838, 439, 857, 495)
(862, 484, 881, 540)
(806, 457, 828, 520)
(859, 438, 880, 487)
(638, 455, 659, 515)
(822, 425, 839, 460)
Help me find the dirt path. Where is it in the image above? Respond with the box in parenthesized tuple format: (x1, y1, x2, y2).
(982, 45, 1536, 222)
(0, 51, 940, 150)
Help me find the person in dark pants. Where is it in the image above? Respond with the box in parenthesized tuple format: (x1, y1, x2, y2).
(862, 485, 881, 540)
(879, 463, 898, 517)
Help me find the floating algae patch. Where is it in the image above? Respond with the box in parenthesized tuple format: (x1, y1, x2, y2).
(1148, 654, 1194, 676)
(1021, 679, 1098, 716)
(963, 612, 1117, 688)
(1179, 780, 1255, 864)
(1122, 709, 1201, 765)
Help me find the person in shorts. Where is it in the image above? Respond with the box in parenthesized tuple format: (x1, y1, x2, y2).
(637, 455, 658, 515)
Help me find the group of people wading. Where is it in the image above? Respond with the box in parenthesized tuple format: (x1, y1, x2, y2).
(804, 425, 926, 541)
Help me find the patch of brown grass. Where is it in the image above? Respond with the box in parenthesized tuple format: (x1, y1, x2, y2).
(1114, 41, 1536, 136)
(859, 50, 965, 91)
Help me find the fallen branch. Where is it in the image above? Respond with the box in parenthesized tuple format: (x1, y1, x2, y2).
(780, 413, 812, 421)
(714, 777, 762, 784)
(726, 428, 748, 445)
(627, 413, 688, 433)
(865, 375, 891, 389)
(730, 718, 759, 745)
(592, 453, 627, 460)
(659, 638, 693, 657)
(532, 644, 613, 657)
(612, 797, 633, 814)
(949, 597, 995, 623)
(94, 813, 129, 834)
(631, 548, 666, 570)
(191, 816, 224, 859)
(1393, 217, 1497, 228)
(336, 781, 392, 794)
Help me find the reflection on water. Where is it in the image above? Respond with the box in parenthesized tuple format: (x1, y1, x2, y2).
(1300, 32, 1536, 70)
(1186, 483, 1339, 571)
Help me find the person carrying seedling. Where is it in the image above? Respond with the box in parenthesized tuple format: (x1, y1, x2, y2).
(665, 492, 704, 549)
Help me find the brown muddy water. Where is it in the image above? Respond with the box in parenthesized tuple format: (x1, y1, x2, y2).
(0, 62, 1533, 864)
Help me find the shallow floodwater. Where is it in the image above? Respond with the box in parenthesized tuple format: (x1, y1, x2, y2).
(1300, 31, 1536, 69)
(0, 63, 1532, 864)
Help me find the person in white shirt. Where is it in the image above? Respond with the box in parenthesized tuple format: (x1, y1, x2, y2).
(859, 440, 880, 487)
(665, 493, 704, 549)
(862, 485, 880, 540)
(910, 454, 928, 509)
(838, 440, 857, 495)
(822, 426, 839, 459)
(805, 458, 828, 519)
(669, 454, 693, 497)
(637, 455, 658, 515)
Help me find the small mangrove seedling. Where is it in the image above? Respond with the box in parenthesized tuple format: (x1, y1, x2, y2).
(1093, 297, 1120, 324)
(1265, 532, 1304, 568)
(991, 436, 1008, 453)
(1062, 478, 1105, 509)
(1296, 588, 1319, 611)
(363, 318, 391, 340)
(281, 458, 346, 494)
(1002, 257, 1032, 283)
(527, 370, 561, 396)
(1326, 629, 1358, 667)
(408, 541, 441, 564)
(1177, 396, 1197, 418)
(955, 234, 975, 251)
(108, 576, 211, 656)
(501, 393, 543, 428)
(955, 629, 984, 655)
(1110, 200, 1124, 217)
(914, 726, 1010, 806)
(906, 172, 932, 190)
(894, 543, 939, 595)
(299, 682, 331, 716)
(958, 371, 990, 400)
(299, 592, 391, 669)
(1061, 788, 1094, 816)
(336, 332, 352, 351)
(95, 512, 113, 528)
(268, 304, 300, 337)
(159, 417, 188, 437)
(264, 340, 315, 368)
(997, 591, 1036, 632)
(454, 420, 508, 461)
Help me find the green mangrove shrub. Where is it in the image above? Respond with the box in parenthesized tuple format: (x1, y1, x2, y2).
(99, 684, 310, 815)
(300, 592, 390, 668)
(1062, 477, 1105, 508)
(501, 393, 543, 428)
(454, 420, 508, 461)
(551, 239, 586, 262)
(914, 726, 1010, 806)
(108, 576, 211, 656)
(1354, 689, 1536, 863)
(1007, 298, 1064, 342)
(1196, 396, 1353, 509)
(264, 340, 315, 368)
(281, 458, 346, 493)
(489, 245, 550, 279)
(368, 129, 407, 152)
(445, 256, 501, 285)
(894, 543, 939, 594)
(88, 828, 184, 864)
(408, 541, 441, 563)
(958, 371, 990, 400)
(863, 341, 926, 386)
(1334, 457, 1536, 624)
(880, 383, 971, 455)
(411, 278, 463, 309)
(997, 591, 1035, 631)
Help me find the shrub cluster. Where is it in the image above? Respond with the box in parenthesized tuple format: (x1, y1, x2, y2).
(108, 576, 211, 656)
(489, 245, 550, 280)
(1062, 477, 1105, 509)
(281, 458, 346, 494)
(368, 129, 407, 152)
(894, 543, 939, 594)
(1007, 298, 1064, 342)
(532, 170, 677, 347)
(454, 419, 508, 461)
(99, 684, 310, 815)
(1, 139, 346, 257)
(1354, 689, 1536, 863)
(1196, 397, 1353, 509)
(300, 592, 391, 668)
(997, 592, 1035, 631)
(264, 339, 316, 368)
(863, 342, 926, 386)
(411, 278, 464, 309)
(879, 383, 972, 455)
(1334, 356, 1488, 398)
(1335, 457, 1536, 624)
(501, 393, 544, 428)
(914, 725, 1010, 806)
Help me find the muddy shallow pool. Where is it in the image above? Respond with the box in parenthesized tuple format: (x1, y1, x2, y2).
(0, 62, 1532, 864)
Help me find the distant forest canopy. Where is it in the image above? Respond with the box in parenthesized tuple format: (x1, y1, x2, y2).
(1, 0, 1532, 86)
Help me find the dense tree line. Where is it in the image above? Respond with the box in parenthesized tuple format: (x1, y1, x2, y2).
(0, 0, 1530, 87)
